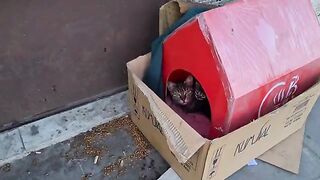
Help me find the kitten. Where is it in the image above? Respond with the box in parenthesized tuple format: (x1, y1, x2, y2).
(167, 75, 209, 116)
(194, 81, 206, 101)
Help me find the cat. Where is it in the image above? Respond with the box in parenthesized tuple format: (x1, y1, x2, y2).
(167, 75, 210, 117)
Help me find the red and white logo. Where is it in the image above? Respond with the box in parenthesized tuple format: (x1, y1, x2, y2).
(258, 75, 299, 118)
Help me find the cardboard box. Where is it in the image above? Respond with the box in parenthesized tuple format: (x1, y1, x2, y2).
(127, 54, 320, 180)
(126, 1, 320, 179)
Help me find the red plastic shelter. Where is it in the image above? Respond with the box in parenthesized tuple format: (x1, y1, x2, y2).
(162, 0, 320, 138)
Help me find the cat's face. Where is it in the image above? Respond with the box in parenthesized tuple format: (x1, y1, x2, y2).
(167, 76, 194, 106)
(195, 82, 206, 101)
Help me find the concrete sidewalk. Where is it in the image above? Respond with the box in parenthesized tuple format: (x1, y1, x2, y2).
(0, 116, 169, 180)
(0, 92, 129, 167)
(0, 92, 170, 180)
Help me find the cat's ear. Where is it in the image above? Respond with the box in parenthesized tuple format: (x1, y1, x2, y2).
(167, 82, 176, 92)
(184, 75, 194, 87)
(195, 81, 201, 89)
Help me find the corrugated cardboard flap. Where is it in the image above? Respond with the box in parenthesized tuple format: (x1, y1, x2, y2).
(258, 125, 305, 174)
(127, 54, 207, 163)
(159, 0, 223, 35)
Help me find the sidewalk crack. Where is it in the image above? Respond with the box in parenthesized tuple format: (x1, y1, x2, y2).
(18, 129, 26, 151)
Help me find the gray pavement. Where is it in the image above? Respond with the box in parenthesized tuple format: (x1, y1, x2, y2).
(0, 92, 129, 167)
(0, 117, 169, 180)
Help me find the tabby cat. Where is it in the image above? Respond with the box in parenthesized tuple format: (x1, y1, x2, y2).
(167, 75, 210, 117)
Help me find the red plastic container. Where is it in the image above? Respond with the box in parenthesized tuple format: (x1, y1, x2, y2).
(162, 0, 320, 139)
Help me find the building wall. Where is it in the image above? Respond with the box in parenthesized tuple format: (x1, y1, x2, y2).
(0, 0, 167, 131)
(312, 0, 320, 21)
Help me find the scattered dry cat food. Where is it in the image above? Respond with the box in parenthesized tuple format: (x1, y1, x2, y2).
(66, 115, 150, 176)
(81, 173, 93, 180)
(101, 116, 151, 176)
(63, 115, 151, 177)
(0, 163, 11, 173)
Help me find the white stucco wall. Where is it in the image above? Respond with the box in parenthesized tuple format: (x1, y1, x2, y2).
(312, 0, 320, 21)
